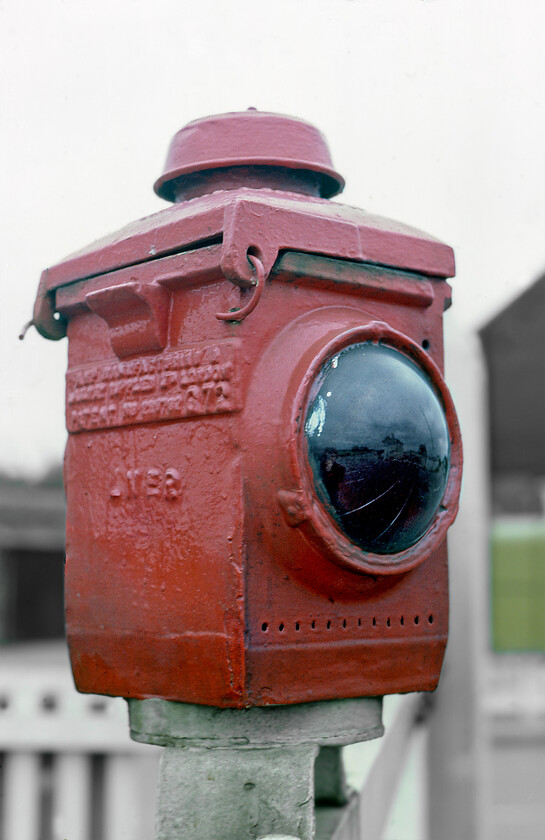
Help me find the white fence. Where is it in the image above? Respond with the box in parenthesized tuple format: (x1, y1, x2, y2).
(0, 642, 160, 840)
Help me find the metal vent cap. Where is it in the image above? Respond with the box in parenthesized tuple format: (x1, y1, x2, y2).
(154, 109, 345, 202)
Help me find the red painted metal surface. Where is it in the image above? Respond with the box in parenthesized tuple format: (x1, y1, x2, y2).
(154, 109, 345, 201)
(34, 111, 461, 707)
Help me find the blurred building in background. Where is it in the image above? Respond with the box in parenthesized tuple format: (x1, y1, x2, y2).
(0, 467, 65, 644)
(480, 273, 545, 840)
(481, 274, 545, 518)
(480, 274, 545, 654)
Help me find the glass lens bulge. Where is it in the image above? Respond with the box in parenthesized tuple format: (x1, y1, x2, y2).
(304, 343, 450, 555)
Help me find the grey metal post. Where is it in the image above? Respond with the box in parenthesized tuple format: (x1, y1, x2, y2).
(129, 697, 383, 840)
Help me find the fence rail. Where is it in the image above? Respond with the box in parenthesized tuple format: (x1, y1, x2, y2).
(318, 694, 424, 840)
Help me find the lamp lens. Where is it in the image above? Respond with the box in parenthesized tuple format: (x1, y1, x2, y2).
(304, 342, 450, 555)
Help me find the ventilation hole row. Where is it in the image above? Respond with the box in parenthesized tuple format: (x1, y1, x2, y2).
(261, 614, 434, 633)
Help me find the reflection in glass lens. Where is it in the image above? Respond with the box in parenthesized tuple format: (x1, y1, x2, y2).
(304, 343, 450, 555)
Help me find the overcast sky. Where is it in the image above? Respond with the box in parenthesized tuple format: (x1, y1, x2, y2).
(1, 0, 544, 476)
